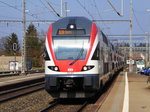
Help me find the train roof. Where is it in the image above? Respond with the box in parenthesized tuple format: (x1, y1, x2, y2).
(52, 17, 92, 36)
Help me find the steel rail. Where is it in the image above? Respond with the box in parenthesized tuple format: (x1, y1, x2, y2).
(0, 79, 44, 103)
(75, 100, 89, 112)
(39, 100, 60, 112)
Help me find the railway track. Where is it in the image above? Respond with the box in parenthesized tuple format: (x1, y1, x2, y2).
(39, 100, 60, 112)
(0, 69, 44, 77)
(0, 77, 44, 103)
(0, 70, 122, 112)
(39, 99, 89, 112)
(39, 71, 122, 112)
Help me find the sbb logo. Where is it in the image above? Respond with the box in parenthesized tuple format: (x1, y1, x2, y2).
(68, 68, 73, 71)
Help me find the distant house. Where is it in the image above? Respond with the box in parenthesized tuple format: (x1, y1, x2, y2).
(0, 55, 22, 71)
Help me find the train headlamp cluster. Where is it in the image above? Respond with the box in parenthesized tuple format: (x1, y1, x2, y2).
(48, 66, 60, 72)
(82, 65, 94, 71)
(48, 65, 94, 72)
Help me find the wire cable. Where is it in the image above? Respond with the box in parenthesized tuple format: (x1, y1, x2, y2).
(0, 1, 40, 19)
(133, 8, 145, 33)
(0, 1, 21, 12)
(43, 0, 61, 18)
(93, 0, 107, 25)
(76, 0, 94, 20)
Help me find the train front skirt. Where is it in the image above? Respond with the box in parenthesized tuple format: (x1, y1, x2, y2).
(45, 74, 100, 98)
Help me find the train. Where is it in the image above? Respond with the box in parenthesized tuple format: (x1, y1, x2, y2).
(44, 17, 125, 98)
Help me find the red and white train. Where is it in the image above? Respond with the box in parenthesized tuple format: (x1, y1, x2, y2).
(44, 17, 125, 98)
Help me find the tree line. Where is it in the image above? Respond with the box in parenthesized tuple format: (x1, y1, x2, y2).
(0, 24, 45, 68)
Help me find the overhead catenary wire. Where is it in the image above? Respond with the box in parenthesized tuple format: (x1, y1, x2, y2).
(76, 0, 94, 20)
(40, 0, 51, 10)
(93, 0, 112, 35)
(43, 0, 61, 18)
(107, 0, 122, 16)
(132, 8, 145, 33)
(93, 0, 103, 20)
(0, 1, 21, 12)
(0, 0, 39, 19)
(29, 0, 58, 16)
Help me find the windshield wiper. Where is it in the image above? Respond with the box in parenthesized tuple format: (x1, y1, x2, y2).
(69, 48, 84, 65)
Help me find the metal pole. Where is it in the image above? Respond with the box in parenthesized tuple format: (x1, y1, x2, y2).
(146, 32, 149, 66)
(145, 33, 148, 67)
(14, 51, 16, 73)
(13, 43, 17, 73)
(64, 2, 67, 17)
(21, 0, 26, 74)
(148, 33, 150, 64)
(61, 0, 63, 17)
(146, 9, 150, 66)
(121, 0, 124, 16)
(129, 0, 133, 72)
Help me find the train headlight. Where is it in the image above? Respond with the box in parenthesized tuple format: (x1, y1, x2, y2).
(82, 65, 94, 71)
(48, 66, 60, 72)
(83, 66, 88, 71)
(67, 24, 76, 30)
(70, 25, 74, 29)
(54, 66, 58, 71)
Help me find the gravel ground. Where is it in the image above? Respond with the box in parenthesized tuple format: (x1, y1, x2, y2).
(0, 90, 53, 112)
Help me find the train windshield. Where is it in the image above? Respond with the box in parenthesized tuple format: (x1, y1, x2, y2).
(136, 60, 144, 65)
(53, 36, 89, 60)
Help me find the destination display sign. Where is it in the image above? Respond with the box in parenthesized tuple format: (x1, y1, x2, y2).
(57, 29, 85, 35)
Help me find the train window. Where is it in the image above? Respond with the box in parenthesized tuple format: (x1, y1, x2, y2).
(43, 48, 50, 60)
(101, 32, 108, 45)
(57, 29, 85, 35)
(92, 43, 100, 60)
(110, 53, 112, 61)
(100, 47, 104, 61)
(111, 44, 114, 50)
(114, 56, 117, 61)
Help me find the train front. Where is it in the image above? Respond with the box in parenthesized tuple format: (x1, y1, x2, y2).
(45, 17, 100, 98)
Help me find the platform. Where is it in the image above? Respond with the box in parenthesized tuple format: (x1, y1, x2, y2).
(98, 70, 150, 112)
(0, 73, 44, 87)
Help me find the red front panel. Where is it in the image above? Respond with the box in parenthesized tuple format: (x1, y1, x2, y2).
(47, 23, 98, 72)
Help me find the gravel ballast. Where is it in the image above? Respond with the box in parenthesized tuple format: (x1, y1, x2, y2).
(0, 90, 53, 112)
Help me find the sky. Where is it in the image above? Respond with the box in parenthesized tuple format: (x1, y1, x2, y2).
(0, 0, 150, 43)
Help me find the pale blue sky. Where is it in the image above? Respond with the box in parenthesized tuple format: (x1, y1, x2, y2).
(0, 0, 150, 42)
